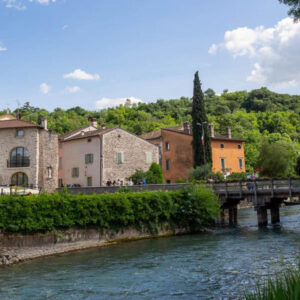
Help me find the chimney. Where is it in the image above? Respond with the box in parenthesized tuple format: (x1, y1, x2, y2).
(42, 118, 48, 130)
(209, 124, 215, 137)
(89, 117, 98, 128)
(226, 126, 232, 139)
(183, 121, 191, 134)
(101, 123, 106, 130)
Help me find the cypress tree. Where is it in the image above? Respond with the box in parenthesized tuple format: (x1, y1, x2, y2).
(191, 71, 212, 168)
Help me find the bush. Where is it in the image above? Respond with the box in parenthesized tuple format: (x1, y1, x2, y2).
(227, 172, 247, 181)
(0, 186, 220, 234)
(188, 163, 212, 181)
(129, 163, 164, 184)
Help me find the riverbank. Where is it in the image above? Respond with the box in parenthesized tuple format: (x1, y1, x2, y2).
(1, 227, 199, 266)
(0, 185, 219, 266)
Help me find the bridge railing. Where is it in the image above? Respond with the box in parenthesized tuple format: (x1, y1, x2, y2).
(212, 178, 300, 196)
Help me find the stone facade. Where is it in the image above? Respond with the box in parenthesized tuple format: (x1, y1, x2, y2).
(102, 128, 159, 184)
(0, 118, 58, 192)
(59, 127, 159, 187)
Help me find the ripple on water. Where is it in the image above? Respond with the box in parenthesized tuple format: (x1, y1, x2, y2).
(0, 206, 300, 299)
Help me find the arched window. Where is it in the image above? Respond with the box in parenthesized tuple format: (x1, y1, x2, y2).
(9, 147, 29, 167)
(11, 172, 28, 187)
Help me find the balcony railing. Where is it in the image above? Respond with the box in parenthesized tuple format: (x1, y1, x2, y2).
(7, 158, 30, 168)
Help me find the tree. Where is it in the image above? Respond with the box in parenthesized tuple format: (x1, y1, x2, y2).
(257, 139, 296, 177)
(146, 163, 164, 184)
(191, 72, 212, 168)
(295, 157, 300, 176)
(128, 163, 164, 184)
(279, 0, 300, 20)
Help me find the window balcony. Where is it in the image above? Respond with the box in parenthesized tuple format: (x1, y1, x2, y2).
(7, 158, 30, 168)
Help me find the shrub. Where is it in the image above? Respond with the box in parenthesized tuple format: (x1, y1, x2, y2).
(0, 185, 220, 234)
(227, 172, 247, 181)
(188, 163, 212, 181)
(129, 163, 164, 184)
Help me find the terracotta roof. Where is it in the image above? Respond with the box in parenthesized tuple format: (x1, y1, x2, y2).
(59, 125, 93, 140)
(140, 129, 162, 140)
(0, 119, 43, 129)
(60, 127, 118, 142)
(211, 135, 245, 142)
(141, 126, 245, 142)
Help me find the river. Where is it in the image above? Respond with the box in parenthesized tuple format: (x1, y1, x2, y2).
(0, 206, 300, 300)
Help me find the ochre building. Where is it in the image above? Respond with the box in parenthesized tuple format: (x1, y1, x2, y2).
(140, 123, 245, 183)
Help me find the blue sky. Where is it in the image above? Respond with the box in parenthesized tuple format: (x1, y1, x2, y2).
(0, 0, 297, 111)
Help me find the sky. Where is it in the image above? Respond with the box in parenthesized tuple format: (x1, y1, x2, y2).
(0, 0, 298, 111)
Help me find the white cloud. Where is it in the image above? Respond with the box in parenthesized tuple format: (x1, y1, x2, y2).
(62, 24, 68, 30)
(0, 45, 7, 51)
(2, 0, 56, 9)
(63, 69, 100, 81)
(66, 86, 81, 93)
(208, 43, 218, 55)
(40, 82, 51, 94)
(209, 17, 300, 88)
(95, 97, 142, 110)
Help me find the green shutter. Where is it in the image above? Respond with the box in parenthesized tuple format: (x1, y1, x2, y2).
(118, 152, 123, 164)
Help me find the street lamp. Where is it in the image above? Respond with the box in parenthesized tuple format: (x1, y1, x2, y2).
(196, 122, 207, 179)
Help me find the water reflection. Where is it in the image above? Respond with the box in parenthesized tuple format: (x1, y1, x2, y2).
(0, 206, 300, 300)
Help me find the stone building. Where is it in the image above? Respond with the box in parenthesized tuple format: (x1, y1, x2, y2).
(58, 121, 159, 187)
(0, 114, 58, 192)
(140, 123, 245, 183)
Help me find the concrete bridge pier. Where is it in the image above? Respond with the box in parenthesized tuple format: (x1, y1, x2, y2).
(227, 205, 238, 226)
(270, 203, 280, 224)
(257, 206, 268, 227)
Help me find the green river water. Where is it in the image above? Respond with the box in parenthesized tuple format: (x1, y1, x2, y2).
(0, 206, 300, 299)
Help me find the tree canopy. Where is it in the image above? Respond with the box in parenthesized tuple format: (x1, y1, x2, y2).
(280, 0, 300, 20)
(2, 87, 300, 176)
(191, 72, 212, 168)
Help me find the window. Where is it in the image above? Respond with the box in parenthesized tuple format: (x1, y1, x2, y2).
(239, 158, 243, 170)
(87, 177, 93, 187)
(58, 178, 63, 187)
(146, 152, 152, 163)
(11, 172, 28, 187)
(238, 144, 242, 150)
(165, 142, 170, 151)
(9, 147, 29, 168)
(117, 152, 124, 164)
(166, 159, 170, 171)
(85, 154, 94, 164)
(72, 168, 79, 178)
(58, 157, 62, 170)
(220, 144, 224, 149)
(221, 158, 225, 170)
(166, 180, 171, 184)
(47, 167, 53, 179)
(16, 130, 24, 137)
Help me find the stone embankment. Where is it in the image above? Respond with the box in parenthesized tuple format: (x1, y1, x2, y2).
(0, 228, 190, 266)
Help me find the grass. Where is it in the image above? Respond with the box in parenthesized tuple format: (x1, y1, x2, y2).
(245, 264, 300, 300)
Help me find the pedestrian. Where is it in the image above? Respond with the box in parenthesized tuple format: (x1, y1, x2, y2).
(117, 179, 121, 186)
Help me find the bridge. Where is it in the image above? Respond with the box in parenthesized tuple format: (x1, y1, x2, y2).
(211, 178, 300, 227)
(60, 179, 300, 227)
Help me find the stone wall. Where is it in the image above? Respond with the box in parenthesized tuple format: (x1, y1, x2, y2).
(102, 128, 159, 184)
(0, 227, 189, 266)
(0, 128, 39, 187)
(38, 130, 59, 192)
